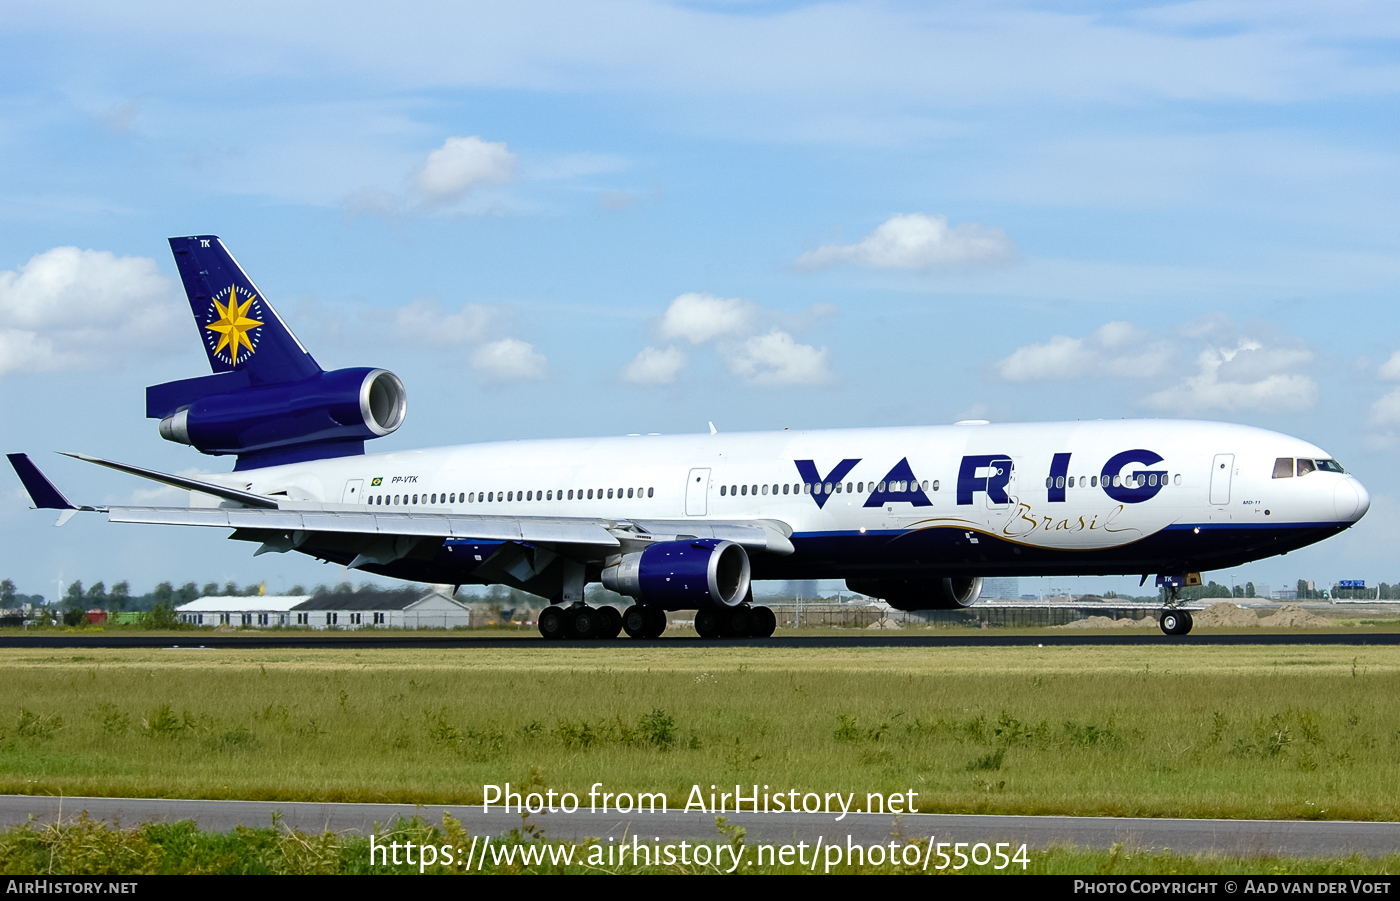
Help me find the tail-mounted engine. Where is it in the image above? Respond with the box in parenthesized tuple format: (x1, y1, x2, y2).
(150, 368, 406, 470)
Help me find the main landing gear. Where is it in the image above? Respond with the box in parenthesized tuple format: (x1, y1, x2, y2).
(537, 603, 623, 640)
(622, 605, 668, 640)
(694, 604, 777, 639)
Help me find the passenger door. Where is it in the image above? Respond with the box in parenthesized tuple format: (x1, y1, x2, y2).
(685, 468, 710, 516)
(341, 479, 364, 504)
(1209, 454, 1234, 505)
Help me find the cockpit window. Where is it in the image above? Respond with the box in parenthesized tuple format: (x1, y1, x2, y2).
(1296, 459, 1316, 477)
(1272, 458, 1293, 479)
(1315, 459, 1345, 474)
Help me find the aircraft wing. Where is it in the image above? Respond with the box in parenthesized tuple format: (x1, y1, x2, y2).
(99, 508, 794, 553)
(9, 453, 795, 564)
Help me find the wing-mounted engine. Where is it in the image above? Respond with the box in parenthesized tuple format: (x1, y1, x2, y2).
(151, 367, 406, 469)
(847, 575, 983, 611)
(601, 538, 752, 611)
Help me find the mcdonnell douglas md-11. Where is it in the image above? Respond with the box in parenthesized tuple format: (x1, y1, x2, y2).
(7, 236, 1371, 639)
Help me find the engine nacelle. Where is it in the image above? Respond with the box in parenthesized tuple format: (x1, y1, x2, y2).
(157, 367, 406, 461)
(601, 539, 751, 611)
(846, 576, 983, 611)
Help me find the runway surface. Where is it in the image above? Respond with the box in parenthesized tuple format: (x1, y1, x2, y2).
(2, 795, 1394, 858)
(0, 631, 1396, 649)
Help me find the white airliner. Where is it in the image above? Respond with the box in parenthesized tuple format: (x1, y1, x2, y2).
(7, 236, 1371, 640)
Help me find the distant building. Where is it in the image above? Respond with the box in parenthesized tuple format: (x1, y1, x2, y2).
(176, 590, 475, 629)
(981, 578, 1020, 600)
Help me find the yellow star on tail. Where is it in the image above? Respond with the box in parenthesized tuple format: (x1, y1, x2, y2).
(205, 285, 263, 365)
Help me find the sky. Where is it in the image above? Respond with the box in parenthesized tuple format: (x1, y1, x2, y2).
(2, 0, 1399, 601)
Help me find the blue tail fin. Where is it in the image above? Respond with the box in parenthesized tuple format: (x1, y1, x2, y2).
(168, 236, 321, 385)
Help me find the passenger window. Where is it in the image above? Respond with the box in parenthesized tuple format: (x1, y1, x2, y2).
(1090, 476, 1097, 488)
(762, 484, 769, 495)
(803, 483, 811, 494)
(752, 484, 758, 495)
(1273, 458, 1294, 479)
(607, 488, 614, 499)
(1055, 476, 1064, 489)
(741, 485, 748, 496)
(783, 484, 790, 495)
(823, 482, 832, 494)
(628, 488, 634, 498)
(648, 487, 654, 498)
(721, 485, 727, 496)
(921, 480, 929, 490)
(1174, 474, 1181, 486)
(1297, 459, 1316, 477)
(846, 482, 853, 493)
(834, 482, 842, 494)
(932, 480, 939, 491)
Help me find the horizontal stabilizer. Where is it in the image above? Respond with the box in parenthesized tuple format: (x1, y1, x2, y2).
(60, 453, 279, 509)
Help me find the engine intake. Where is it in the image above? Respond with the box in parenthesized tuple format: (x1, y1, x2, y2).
(601, 539, 751, 611)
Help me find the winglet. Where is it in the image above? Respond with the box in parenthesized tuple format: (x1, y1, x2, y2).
(7, 453, 76, 510)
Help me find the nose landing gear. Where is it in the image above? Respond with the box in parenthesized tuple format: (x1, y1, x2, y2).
(1160, 608, 1194, 635)
(1154, 573, 1197, 636)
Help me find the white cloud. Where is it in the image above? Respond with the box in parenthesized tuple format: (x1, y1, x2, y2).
(471, 338, 547, 383)
(1145, 339, 1318, 414)
(997, 321, 1171, 382)
(794, 213, 1019, 273)
(623, 345, 688, 384)
(630, 292, 833, 387)
(413, 136, 516, 206)
(998, 317, 1319, 414)
(1370, 386, 1400, 427)
(0, 247, 181, 376)
(723, 330, 832, 387)
(657, 292, 756, 344)
(1378, 350, 1400, 380)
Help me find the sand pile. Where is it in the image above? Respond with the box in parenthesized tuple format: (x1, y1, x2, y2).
(1189, 602, 1262, 627)
(1056, 615, 1157, 629)
(1257, 604, 1332, 628)
(867, 619, 903, 630)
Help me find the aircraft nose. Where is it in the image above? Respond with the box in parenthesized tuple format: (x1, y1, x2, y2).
(1334, 477, 1370, 523)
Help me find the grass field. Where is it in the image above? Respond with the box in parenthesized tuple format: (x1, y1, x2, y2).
(0, 642, 1395, 821)
(3, 814, 1398, 875)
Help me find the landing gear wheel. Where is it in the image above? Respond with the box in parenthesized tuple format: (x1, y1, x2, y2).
(568, 605, 599, 639)
(643, 607, 668, 639)
(750, 605, 777, 638)
(538, 605, 567, 641)
(598, 605, 623, 639)
(695, 608, 721, 639)
(622, 605, 648, 638)
(722, 606, 751, 638)
(1160, 609, 1193, 636)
